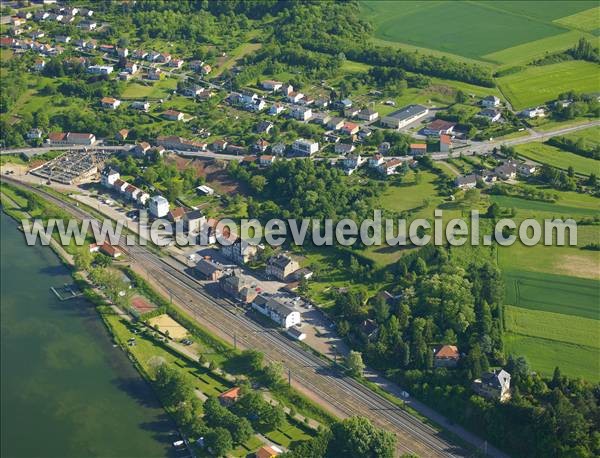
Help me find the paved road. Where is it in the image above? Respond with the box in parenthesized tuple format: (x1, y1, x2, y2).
(2, 177, 511, 458)
(0, 144, 132, 158)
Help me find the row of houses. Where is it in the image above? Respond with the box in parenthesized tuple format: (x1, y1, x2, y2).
(101, 168, 151, 207)
(454, 160, 537, 189)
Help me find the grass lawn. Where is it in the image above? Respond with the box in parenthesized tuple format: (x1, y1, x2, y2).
(497, 61, 600, 110)
(264, 419, 313, 449)
(121, 78, 178, 99)
(514, 141, 600, 176)
(213, 42, 262, 76)
(504, 332, 600, 381)
(359, 1, 584, 61)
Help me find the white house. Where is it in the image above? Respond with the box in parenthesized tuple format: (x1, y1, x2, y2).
(149, 196, 169, 218)
(87, 65, 113, 75)
(481, 95, 500, 108)
(261, 80, 283, 92)
(287, 92, 304, 103)
(455, 174, 478, 189)
(130, 101, 150, 112)
(252, 295, 301, 329)
(101, 97, 121, 109)
(378, 159, 403, 176)
(292, 138, 319, 156)
(358, 108, 379, 121)
(101, 168, 120, 187)
(291, 106, 312, 121)
(477, 109, 501, 123)
(520, 107, 546, 119)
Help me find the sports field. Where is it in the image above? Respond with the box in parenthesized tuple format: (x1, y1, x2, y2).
(360, 1, 596, 62)
(497, 61, 600, 110)
(514, 141, 600, 176)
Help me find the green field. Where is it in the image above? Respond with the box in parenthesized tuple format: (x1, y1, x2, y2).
(121, 78, 178, 99)
(497, 61, 600, 110)
(554, 6, 600, 32)
(514, 141, 600, 176)
(504, 333, 600, 381)
(503, 269, 599, 320)
(559, 125, 600, 148)
(360, 1, 595, 62)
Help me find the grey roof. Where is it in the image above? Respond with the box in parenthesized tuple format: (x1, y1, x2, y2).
(268, 254, 295, 270)
(266, 297, 295, 317)
(481, 369, 511, 389)
(196, 258, 222, 276)
(186, 209, 204, 220)
(455, 174, 478, 185)
(384, 104, 428, 121)
(479, 108, 500, 117)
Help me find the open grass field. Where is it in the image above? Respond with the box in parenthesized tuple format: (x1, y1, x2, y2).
(504, 333, 599, 381)
(505, 305, 599, 349)
(497, 61, 600, 110)
(360, 1, 595, 63)
(554, 6, 600, 32)
(559, 125, 600, 148)
(503, 269, 599, 320)
(121, 78, 178, 99)
(514, 141, 600, 176)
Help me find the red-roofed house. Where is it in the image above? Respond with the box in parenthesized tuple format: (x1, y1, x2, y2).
(99, 244, 122, 258)
(440, 134, 452, 153)
(256, 445, 282, 458)
(423, 119, 456, 137)
(218, 387, 241, 406)
(341, 122, 359, 136)
(410, 143, 427, 156)
(434, 345, 460, 368)
(162, 110, 184, 121)
(101, 97, 121, 109)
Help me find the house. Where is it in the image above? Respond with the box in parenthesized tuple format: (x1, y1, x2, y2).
(47, 132, 96, 146)
(327, 117, 345, 131)
(168, 207, 186, 224)
(197, 185, 215, 196)
(269, 103, 285, 116)
(358, 108, 379, 121)
(341, 122, 359, 136)
(473, 369, 511, 402)
(410, 143, 427, 156)
(291, 106, 312, 121)
(27, 128, 43, 140)
(33, 58, 45, 71)
(113, 179, 128, 194)
(311, 112, 331, 125)
(134, 142, 151, 157)
(254, 139, 270, 153)
(344, 106, 360, 118)
(99, 244, 122, 259)
(220, 271, 258, 303)
(454, 174, 478, 189)
(130, 101, 150, 112)
(100, 168, 120, 187)
(124, 185, 141, 201)
(201, 64, 211, 75)
(78, 20, 97, 30)
(434, 345, 460, 368)
(222, 238, 259, 265)
(339, 98, 353, 109)
(266, 253, 300, 281)
(180, 86, 204, 97)
(359, 319, 379, 342)
(379, 142, 391, 154)
(378, 159, 403, 176)
(343, 154, 365, 175)
(256, 121, 273, 134)
(481, 95, 500, 108)
(133, 49, 148, 60)
(124, 62, 138, 74)
(381, 104, 429, 129)
(218, 387, 241, 406)
(184, 209, 205, 233)
(259, 155, 276, 167)
(335, 143, 356, 155)
(169, 58, 184, 69)
(147, 67, 161, 80)
(256, 445, 282, 458)
(439, 134, 451, 153)
(137, 192, 150, 206)
(520, 107, 545, 119)
(157, 52, 171, 64)
(116, 129, 129, 141)
(87, 65, 114, 75)
(423, 119, 456, 137)
(315, 97, 330, 108)
(156, 135, 207, 152)
(101, 97, 121, 109)
(99, 44, 115, 53)
(291, 138, 319, 157)
(359, 127, 372, 140)
(252, 99, 267, 112)
(272, 143, 286, 156)
(55, 35, 71, 43)
(240, 90, 258, 105)
(517, 162, 537, 176)
(84, 40, 97, 50)
(477, 109, 501, 123)
(287, 91, 304, 103)
(31, 31, 45, 39)
(252, 295, 301, 329)
(494, 163, 517, 180)
(368, 154, 384, 167)
(162, 110, 185, 121)
(261, 80, 283, 92)
(281, 83, 294, 95)
(149, 196, 169, 218)
(212, 139, 228, 152)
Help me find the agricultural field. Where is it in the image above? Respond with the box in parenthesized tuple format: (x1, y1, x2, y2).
(559, 125, 600, 148)
(554, 5, 600, 33)
(514, 141, 600, 176)
(360, 0, 596, 63)
(496, 61, 600, 110)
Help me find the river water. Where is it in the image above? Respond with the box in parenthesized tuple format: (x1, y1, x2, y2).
(0, 211, 176, 457)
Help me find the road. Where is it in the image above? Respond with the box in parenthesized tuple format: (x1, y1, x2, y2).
(0, 177, 511, 458)
(0, 144, 132, 158)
